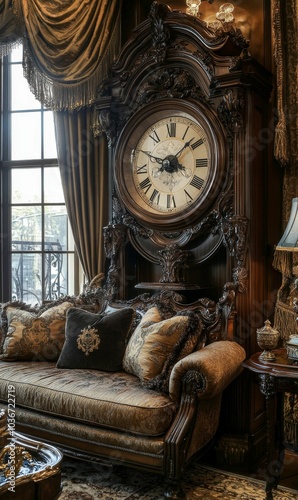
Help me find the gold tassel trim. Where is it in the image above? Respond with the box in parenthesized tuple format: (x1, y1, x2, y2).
(272, 0, 289, 166)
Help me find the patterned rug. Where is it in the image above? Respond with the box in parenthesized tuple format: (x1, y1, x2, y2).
(57, 458, 298, 499)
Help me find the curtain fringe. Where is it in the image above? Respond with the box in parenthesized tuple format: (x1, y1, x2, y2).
(0, 39, 21, 58)
(22, 6, 121, 112)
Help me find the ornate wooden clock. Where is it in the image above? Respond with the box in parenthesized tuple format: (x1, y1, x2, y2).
(115, 99, 226, 231)
(97, 2, 250, 294)
(96, 1, 275, 471)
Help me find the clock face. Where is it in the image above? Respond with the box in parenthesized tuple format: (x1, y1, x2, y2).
(133, 116, 210, 214)
(114, 100, 226, 231)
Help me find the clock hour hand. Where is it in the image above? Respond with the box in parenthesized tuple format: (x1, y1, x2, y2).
(174, 137, 195, 158)
(140, 150, 163, 164)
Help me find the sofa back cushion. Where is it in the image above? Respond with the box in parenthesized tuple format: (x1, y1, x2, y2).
(57, 307, 135, 371)
(0, 301, 73, 361)
(123, 307, 204, 393)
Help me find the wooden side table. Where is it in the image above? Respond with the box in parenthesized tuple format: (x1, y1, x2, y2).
(243, 348, 298, 500)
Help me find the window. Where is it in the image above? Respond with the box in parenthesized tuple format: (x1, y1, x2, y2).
(1, 45, 79, 305)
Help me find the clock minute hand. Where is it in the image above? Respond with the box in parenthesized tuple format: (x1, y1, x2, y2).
(140, 150, 163, 164)
(175, 137, 195, 158)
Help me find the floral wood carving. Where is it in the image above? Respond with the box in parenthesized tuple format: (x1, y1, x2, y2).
(157, 244, 192, 284)
(103, 224, 127, 300)
(258, 373, 275, 400)
(220, 215, 249, 293)
(149, 2, 171, 65)
(122, 213, 153, 239)
(136, 67, 208, 108)
(217, 88, 245, 136)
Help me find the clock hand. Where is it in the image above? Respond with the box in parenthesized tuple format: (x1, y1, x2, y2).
(140, 150, 163, 164)
(174, 137, 195, 158)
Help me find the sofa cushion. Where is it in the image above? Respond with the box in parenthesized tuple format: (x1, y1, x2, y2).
(123, 307, 204, 392)
(57, 307, 135, 371)
(0, 362, 175, 437)
(0, 302, 73, 361)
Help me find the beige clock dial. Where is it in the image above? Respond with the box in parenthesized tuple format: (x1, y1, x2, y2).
(114, 100, 226, 231)
(133, 116, 210, 214)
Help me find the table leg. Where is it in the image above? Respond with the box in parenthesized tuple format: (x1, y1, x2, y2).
(258, 374, 284, 499)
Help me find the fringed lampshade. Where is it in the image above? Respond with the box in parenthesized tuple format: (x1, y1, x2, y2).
(273, 198, 298, 342)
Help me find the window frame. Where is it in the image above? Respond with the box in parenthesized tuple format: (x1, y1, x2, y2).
(0, 48, 80, 304)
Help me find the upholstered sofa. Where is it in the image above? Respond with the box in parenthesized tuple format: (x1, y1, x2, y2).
(0, 287, 245, 498)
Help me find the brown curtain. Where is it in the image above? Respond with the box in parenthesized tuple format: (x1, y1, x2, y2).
(54, 109, 109, 282)
(0, 0, 122, 283)
(273, 0, 298, 225)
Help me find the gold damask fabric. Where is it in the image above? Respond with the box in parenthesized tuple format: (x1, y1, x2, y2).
(0, 362, 176, 436)
(0, 302, 73, 361)
(0, 0, 122, 110)
(169, 341, 246, 404)
(0, 403, 165, 458)
(123, 307, 203, 387)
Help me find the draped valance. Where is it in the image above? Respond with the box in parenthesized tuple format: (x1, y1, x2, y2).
(0, 0, 122, 110)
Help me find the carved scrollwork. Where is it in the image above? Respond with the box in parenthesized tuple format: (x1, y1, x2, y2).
(258, 374, 276, 400)
(148, 1, 171, 64)
(220, 215, 249, 293)
(157, 244, 192, 284)
(217, 88, 245, 135)
(97, 109, 115, 147)
(103, 224, 127, 300)
(182, 370, 206, 396)
(122, 213, 153, 238)
(135, 67, 208, 108)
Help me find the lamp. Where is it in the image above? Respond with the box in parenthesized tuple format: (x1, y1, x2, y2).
(276, 197, 298, 251)
(185, 1, 235, 26)
(273, 197, 298, 348)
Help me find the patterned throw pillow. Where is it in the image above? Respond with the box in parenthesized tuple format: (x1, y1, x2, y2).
(122, 306, 204, 393)
(0, 301, 73, 361)
(56, 307, 135, 371)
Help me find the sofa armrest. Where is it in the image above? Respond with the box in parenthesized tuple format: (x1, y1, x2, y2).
(169, 340, 246, 403)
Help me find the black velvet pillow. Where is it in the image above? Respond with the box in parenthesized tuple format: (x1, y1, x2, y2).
(56, 307, 135, 371)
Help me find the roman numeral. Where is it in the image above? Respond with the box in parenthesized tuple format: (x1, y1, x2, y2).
(196, 158, 208, 168)
(190, 175, 204, 190)
(191, 138, 204, 150)
(150, 189, 160, 204)
(184, 190, 193, 203)
(167, 122, 176, 137)
(136, 164, 147, 175)
(149, 130, 160, 144)
(182, 126, 190, 140)
(139, 177, 152, 194)
(167, 194, 176, 209)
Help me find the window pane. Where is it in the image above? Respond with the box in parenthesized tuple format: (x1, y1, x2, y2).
(11, 168, 41, 203)
(10, 45, 22, 62)
(11, 64, 41, 111)
(44, 167, 64, 203)
(11, 253, 42, 305)
(45, 206, 68, 249)
(44, 252, 68, 300)
(11, 112, 41, 160)
(11, 206, 42, 250)
(43, 111, 57, 159)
